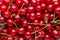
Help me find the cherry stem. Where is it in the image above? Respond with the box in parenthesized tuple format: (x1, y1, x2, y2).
(18, 3, 25, 15)
(7, 0, 13, 11)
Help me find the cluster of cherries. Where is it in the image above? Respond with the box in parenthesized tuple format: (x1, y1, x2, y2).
(0, 0, 60, 40)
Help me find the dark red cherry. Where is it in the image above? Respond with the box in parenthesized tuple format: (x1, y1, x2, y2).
(2, 29, 8, 34)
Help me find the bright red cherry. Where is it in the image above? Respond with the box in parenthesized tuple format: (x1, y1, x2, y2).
(0, 15, 5, 22)
(33, 19, 39, 25)
(44, 35, 50, 40)
(3, 11, 11, 18)
(46, 23, 52, 30)
(2, 29, 8, 34)
(47, 4, 54, 11)
(20, 8, 27, 15)
(1, 4, 7, 12)
(15, 14, 21, 21)
(35, 26, 40, 31)
(29, 13, 36, 20)
(10, 29, 17, 36)
(7, 19, 13, 27)
(35, 5, 42, 12)
(39, 20, 44, 26)
(15, 0, 23, 6)
(36, 12, 42, 19)
(44, 12, 50, 19)
(26, 13, 30, 19)
(54, 6, 60, 14)
(50, 14, 54, 19)
(27, 25, 33, 32)
(40, 0, 46, 3)
(38, 31, 45, 37)
(18, 37, 24, 40)
(3, 0, 10, 5)
(52, 30, 59, 38)
(23, 0, 29, 6)
(18, 27, 25, 34)
(22, 19, 28, 27)
(10, 4, 18, 12)
(24, 31, 31, 38)
(27, 6, 35, 13)
(41, 3, 47, 10)
(46, 0, 52, 4)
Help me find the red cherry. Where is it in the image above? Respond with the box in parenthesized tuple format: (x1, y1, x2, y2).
(35, 5, 42, 12)
(2, 29, 8, 34)
(52, 30, 59, 38)
(50, 14, 54, 19)
(35, 26, 40, 31)
(41, 3, 47, 10)
(22, 19, 28, 27)
(10, 4, 18, 12)
(44, 35, 50, 40)
(23, 0, 29, 6)
(46, 0, 52, 4)
(38, 31, 45, 37)
(36, 12, 42, 19)
(15, 14, 21, 21)
(24, 31, 31, 38)
(27, 25, 33, 32)
(27, 6, 35, 13)
(7, 19, 13, 27)
(39, 20, 44, 26)
(47, 4, 54, 11)
(10, 29, 17, 36)
(3, 11, 11, 18)
(1, 4, 7, 12)
(54, 6, 60, 14)
(18, 37, 24, 40)
(46, 23, 52, 30)
(40, 0, 46, 3)
(3, 0, 10, 5)
(29, 13, 36, 20)
(20, 8, 27, 15)
(15, 0, 23, 6)
(18, 27, 25, 34)
(0, 15, 5, 22)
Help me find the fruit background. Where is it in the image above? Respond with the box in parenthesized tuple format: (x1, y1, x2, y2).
(0, 0, 60, 40)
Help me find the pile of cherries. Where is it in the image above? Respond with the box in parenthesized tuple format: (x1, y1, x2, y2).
(0, 0, 60, 40)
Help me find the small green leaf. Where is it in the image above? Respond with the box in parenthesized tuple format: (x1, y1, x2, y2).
(44, 17, 48, 23)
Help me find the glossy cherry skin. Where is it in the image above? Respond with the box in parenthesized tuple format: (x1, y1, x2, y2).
(44, 35, 50, 40)
(10, 29, 17, 36)
(15, 14, 21, 21)
(54, 6, 60, 14)
(15, 0, 23, 6)
(29, 13, 36, 20)
(27, 25, 33, 32)
(2, 29, 8, 34)
(41, 3, 47, 10)
(36, 12, 42, 19)
(18, 37, 24, 40)
(7, 19, 13, 27)
(47, 4, 54, 11)
(52, 30, 59, 38)
(3, 0, 10, 5)
(23, 0, 29, 6)
(22, 19, 28, 27)
(17, 27, 25, 34)
(0, 15, 5, 22)
(46, 23, 52, 30)
(24, 31, 31, 39)
(43, 12, 50, 19)
(35, 5, 42, 12)
(33, 19, 39, 25)
(35, 26, 40, 31)
(1, 4, 7, 12)
(38, 31, 45, 37)
(39, 20, 45, 26)
(27, 6, 35, 13)
(3, 11, 11, 18)
(50, 14, 54, 19)
(20, 8, 27, 15)
(10, 4, 18, 12)
(4, 36, 14, 40)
